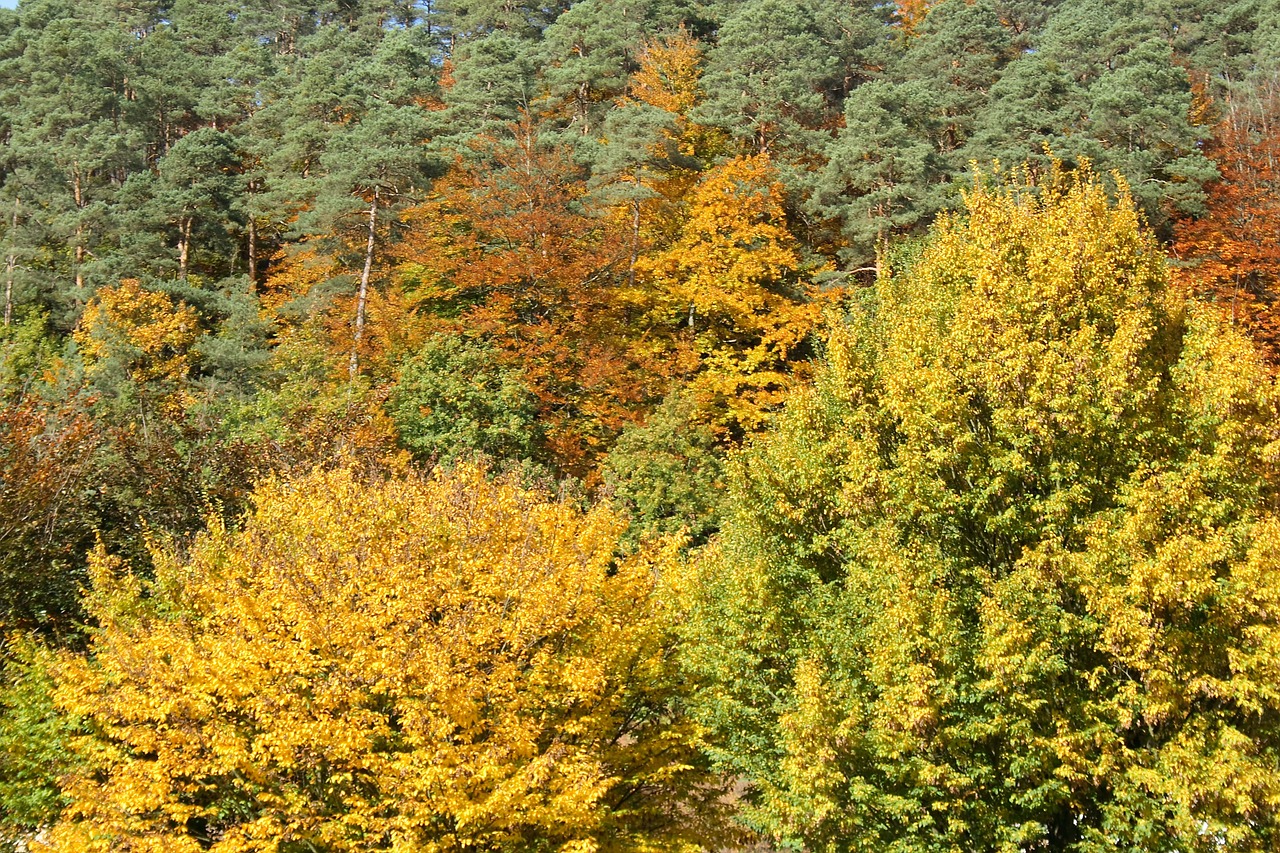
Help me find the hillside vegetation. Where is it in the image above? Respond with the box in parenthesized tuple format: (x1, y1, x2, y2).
(2, 1, 1279, 850)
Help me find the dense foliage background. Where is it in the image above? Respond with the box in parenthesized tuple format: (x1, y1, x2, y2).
(1, 0, 1279, 849)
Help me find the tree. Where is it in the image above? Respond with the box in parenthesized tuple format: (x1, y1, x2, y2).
(1173, 79, 1280, 363)
(51, 463, 730, 852)
(970, 0, 1217, 235)
(75, 278, 201, 397)
(127, 128, 243, 281)
(539, 0, 650, 141)
(684, 164, 1280, 851)
(434, 0, 567, 40)
(602, 391, 725, 549)
(0, 0, 144, 320)
(0, 393, 97, 636)
(694, 0, 839, 157)
(638, 153, 826, 434)
(0, 637, 77, 846)
(590, 27, 720, 284)
(430, 30, 542, 149)
(394, 126, 676, 474)
(292, 24, 436, 380)
(814, 0, 1011, 265)
(815, 79, 948, 265)
(388, 333, 545, 468)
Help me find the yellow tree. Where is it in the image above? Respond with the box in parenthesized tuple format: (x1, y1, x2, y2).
(638, 154, 828, 434)
(894, 0, 938, 34)
(683, 163, 1280, 851)
(625, 28, 722, 165)
(74, 279, 200, 389)
(48, 464, 730, 853)
(605, 28, 725, 261)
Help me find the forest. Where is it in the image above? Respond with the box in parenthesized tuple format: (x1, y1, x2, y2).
(1, 0, 1279, 849)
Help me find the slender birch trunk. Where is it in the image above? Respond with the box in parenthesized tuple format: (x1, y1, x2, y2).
(178, 216, 192, 280)
(349, 188, 379, 380)
(247, 217, 257, 290)
(72, 169, 85, 294)
(5, 198, 18, 328)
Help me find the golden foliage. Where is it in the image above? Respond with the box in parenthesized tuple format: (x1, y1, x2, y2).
(686, 161, 1280, 849)
(638, 154, 828, 433)
(258, 246, 339, 318)
(75, 279, 200, 387)
(623, 28, 724, 168)
(48, 465, 728, 853)
(894, 0, 938, 35)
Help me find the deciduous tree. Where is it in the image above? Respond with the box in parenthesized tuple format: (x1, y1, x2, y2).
(685, 164, 1280, 851)
(1173, 81, 1280, 363)
(51, 464, 729, 852)
(638, 153, 826, 434)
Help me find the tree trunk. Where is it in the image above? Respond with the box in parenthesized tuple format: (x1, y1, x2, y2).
(349, 189, 379, 381)
(5, 198, 17, 328)
(72, 169, 85, 294)
(178, 216, 192, 281)
(4, 256, 14, 329)
(247, 217, 258, 290)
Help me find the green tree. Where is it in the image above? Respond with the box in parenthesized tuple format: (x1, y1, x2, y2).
(814, 79, 947, 265)
(120, 128, 244, 281)
(0, 637, 77, 845)
(970, 0, 1217, 234)
(694, 0, 838, 157)
(684, 165, 1280, 851)
(289, 22, 436, 379)
(602, 391, 725, 549)
(813, 0, 1011, 265)
(540, 0, 649, 141)
(431, 29, 542, 148)
(388, 333, 544, 469)
(0, 0, 144, 321)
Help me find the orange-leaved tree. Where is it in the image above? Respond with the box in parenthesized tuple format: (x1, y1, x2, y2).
(0, 393, 97, 635)
(394, 124, 689, 474)
(50, 463, 731, 852)
(1173, 81, 1280, 363)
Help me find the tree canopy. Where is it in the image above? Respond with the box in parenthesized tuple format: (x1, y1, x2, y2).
(684, 165, 1280, 851)
(2, 0, 1280, 848)
(51, 464, 729, 852)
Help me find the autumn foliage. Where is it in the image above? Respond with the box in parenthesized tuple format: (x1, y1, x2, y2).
(0, 394, 97, 634)
(51, 464, 729, 852)
(4, 1, 1280, 849)
(686, 165, 1280, 850)
(76, 279, 200, 389)
(1174, 83, 1280, 362)
(393, 131, 684, 473)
